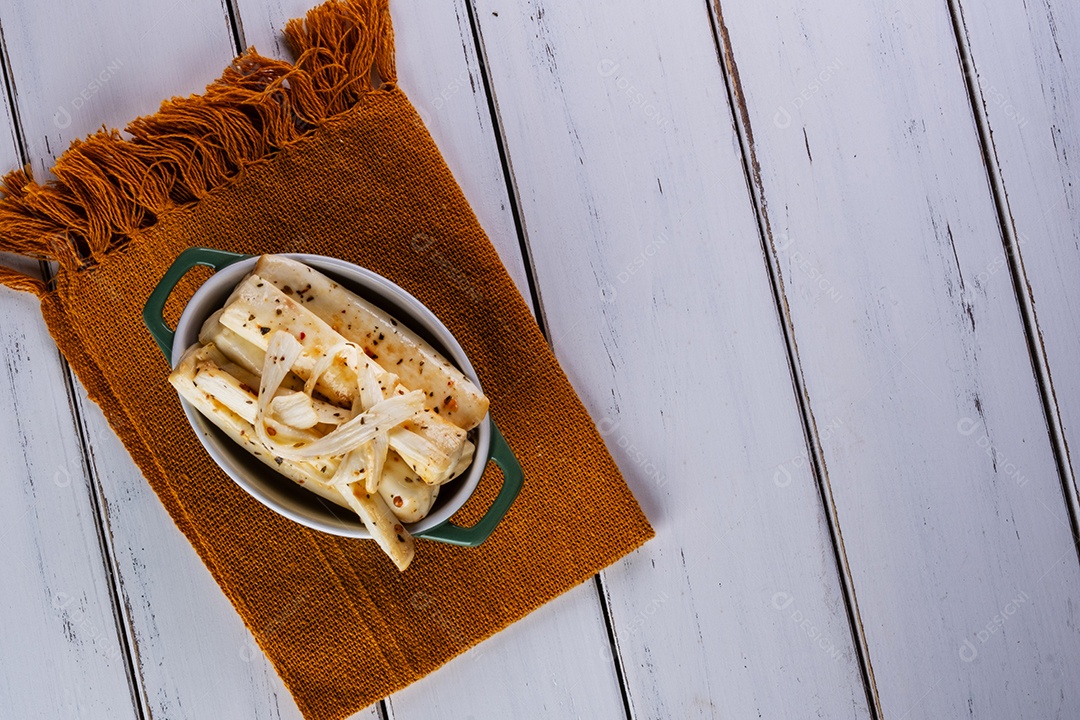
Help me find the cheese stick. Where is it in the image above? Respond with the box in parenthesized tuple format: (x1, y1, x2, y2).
(169, 344, 350, 510)
(377, 452, 439, 523)
(220, 277, 470, 474)
(218, 274, 367, 406)
(254, 254, 489, 429)
(335, 451, 415, 571)
(389, 411, 468, 485)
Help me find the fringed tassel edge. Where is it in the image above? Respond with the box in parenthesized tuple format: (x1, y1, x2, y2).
(0, 0, 395, 295)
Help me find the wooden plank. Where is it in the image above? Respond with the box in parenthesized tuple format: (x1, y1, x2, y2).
(0, 59, 17, 169)
(386, 583, 623, 719)
(234, 1, 627, 716)
(238, 0, 534, 306)
(468, 1, 873, 718)
(952, 0, 1080, 525)
(711, 0, 1080, 716)
(0, 42, 138, 720)
(0, 1, 373, 718)
(0, 288, 140, 720)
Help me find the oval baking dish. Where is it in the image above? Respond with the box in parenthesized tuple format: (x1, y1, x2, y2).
(142, 246, 522, 547)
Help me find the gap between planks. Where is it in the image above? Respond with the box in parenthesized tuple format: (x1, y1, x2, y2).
(702, 0, 884, 717)
(222, 0, 249, 54)
(457, 0, 551, 338)
(945, 0, 1080, 564)
(443, 1, 632, 716)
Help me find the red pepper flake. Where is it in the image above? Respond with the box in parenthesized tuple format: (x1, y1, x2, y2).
(274, 456, 283, 465)
(299, 331, 306, 340)
(394, 524, 404, 534)
(282, 285, 293, 295)
(259, 326, 270, 335)
(266, 426, 277, 436)
(393, 496, 403, 508)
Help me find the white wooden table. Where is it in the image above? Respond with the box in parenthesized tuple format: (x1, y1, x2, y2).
(2, 0, 1079, 717)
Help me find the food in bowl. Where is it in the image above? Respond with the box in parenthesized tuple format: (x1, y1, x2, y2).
(168, 255, 489, 570)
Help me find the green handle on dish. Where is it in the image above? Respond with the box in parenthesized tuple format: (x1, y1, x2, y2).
(418, 420, 523, 547)
(143, 247, 251, 359)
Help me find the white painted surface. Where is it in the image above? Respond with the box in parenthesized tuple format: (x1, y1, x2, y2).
(469, 1, 871, 718)
(954, 0, 1080, 509)
(0, 66, 137, 720)
(0, 295, 137, 718)
(1, 0, 1079, 718)
(714, 0, 1080, 716)
(1, 0, 235, 176)
(386, 582, 625, 720)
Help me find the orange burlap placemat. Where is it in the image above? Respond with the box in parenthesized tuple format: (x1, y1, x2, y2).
(0, 1, 652, 718)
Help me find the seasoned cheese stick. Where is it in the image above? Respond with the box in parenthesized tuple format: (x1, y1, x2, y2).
(255, 254, 489, 429)
(169, 344, 350, 510)
(377, 452, 439, 523)
(218, 274, 366, 406)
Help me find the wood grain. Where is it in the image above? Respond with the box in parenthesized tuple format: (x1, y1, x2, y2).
(712, 0, 1080, 715)
(2, 0, 1079, 716)
(952, 0, 1080, 533)
(0, 287, 139, 719)
(469, 0, 873, 717)
(0, 40, 138, 720)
